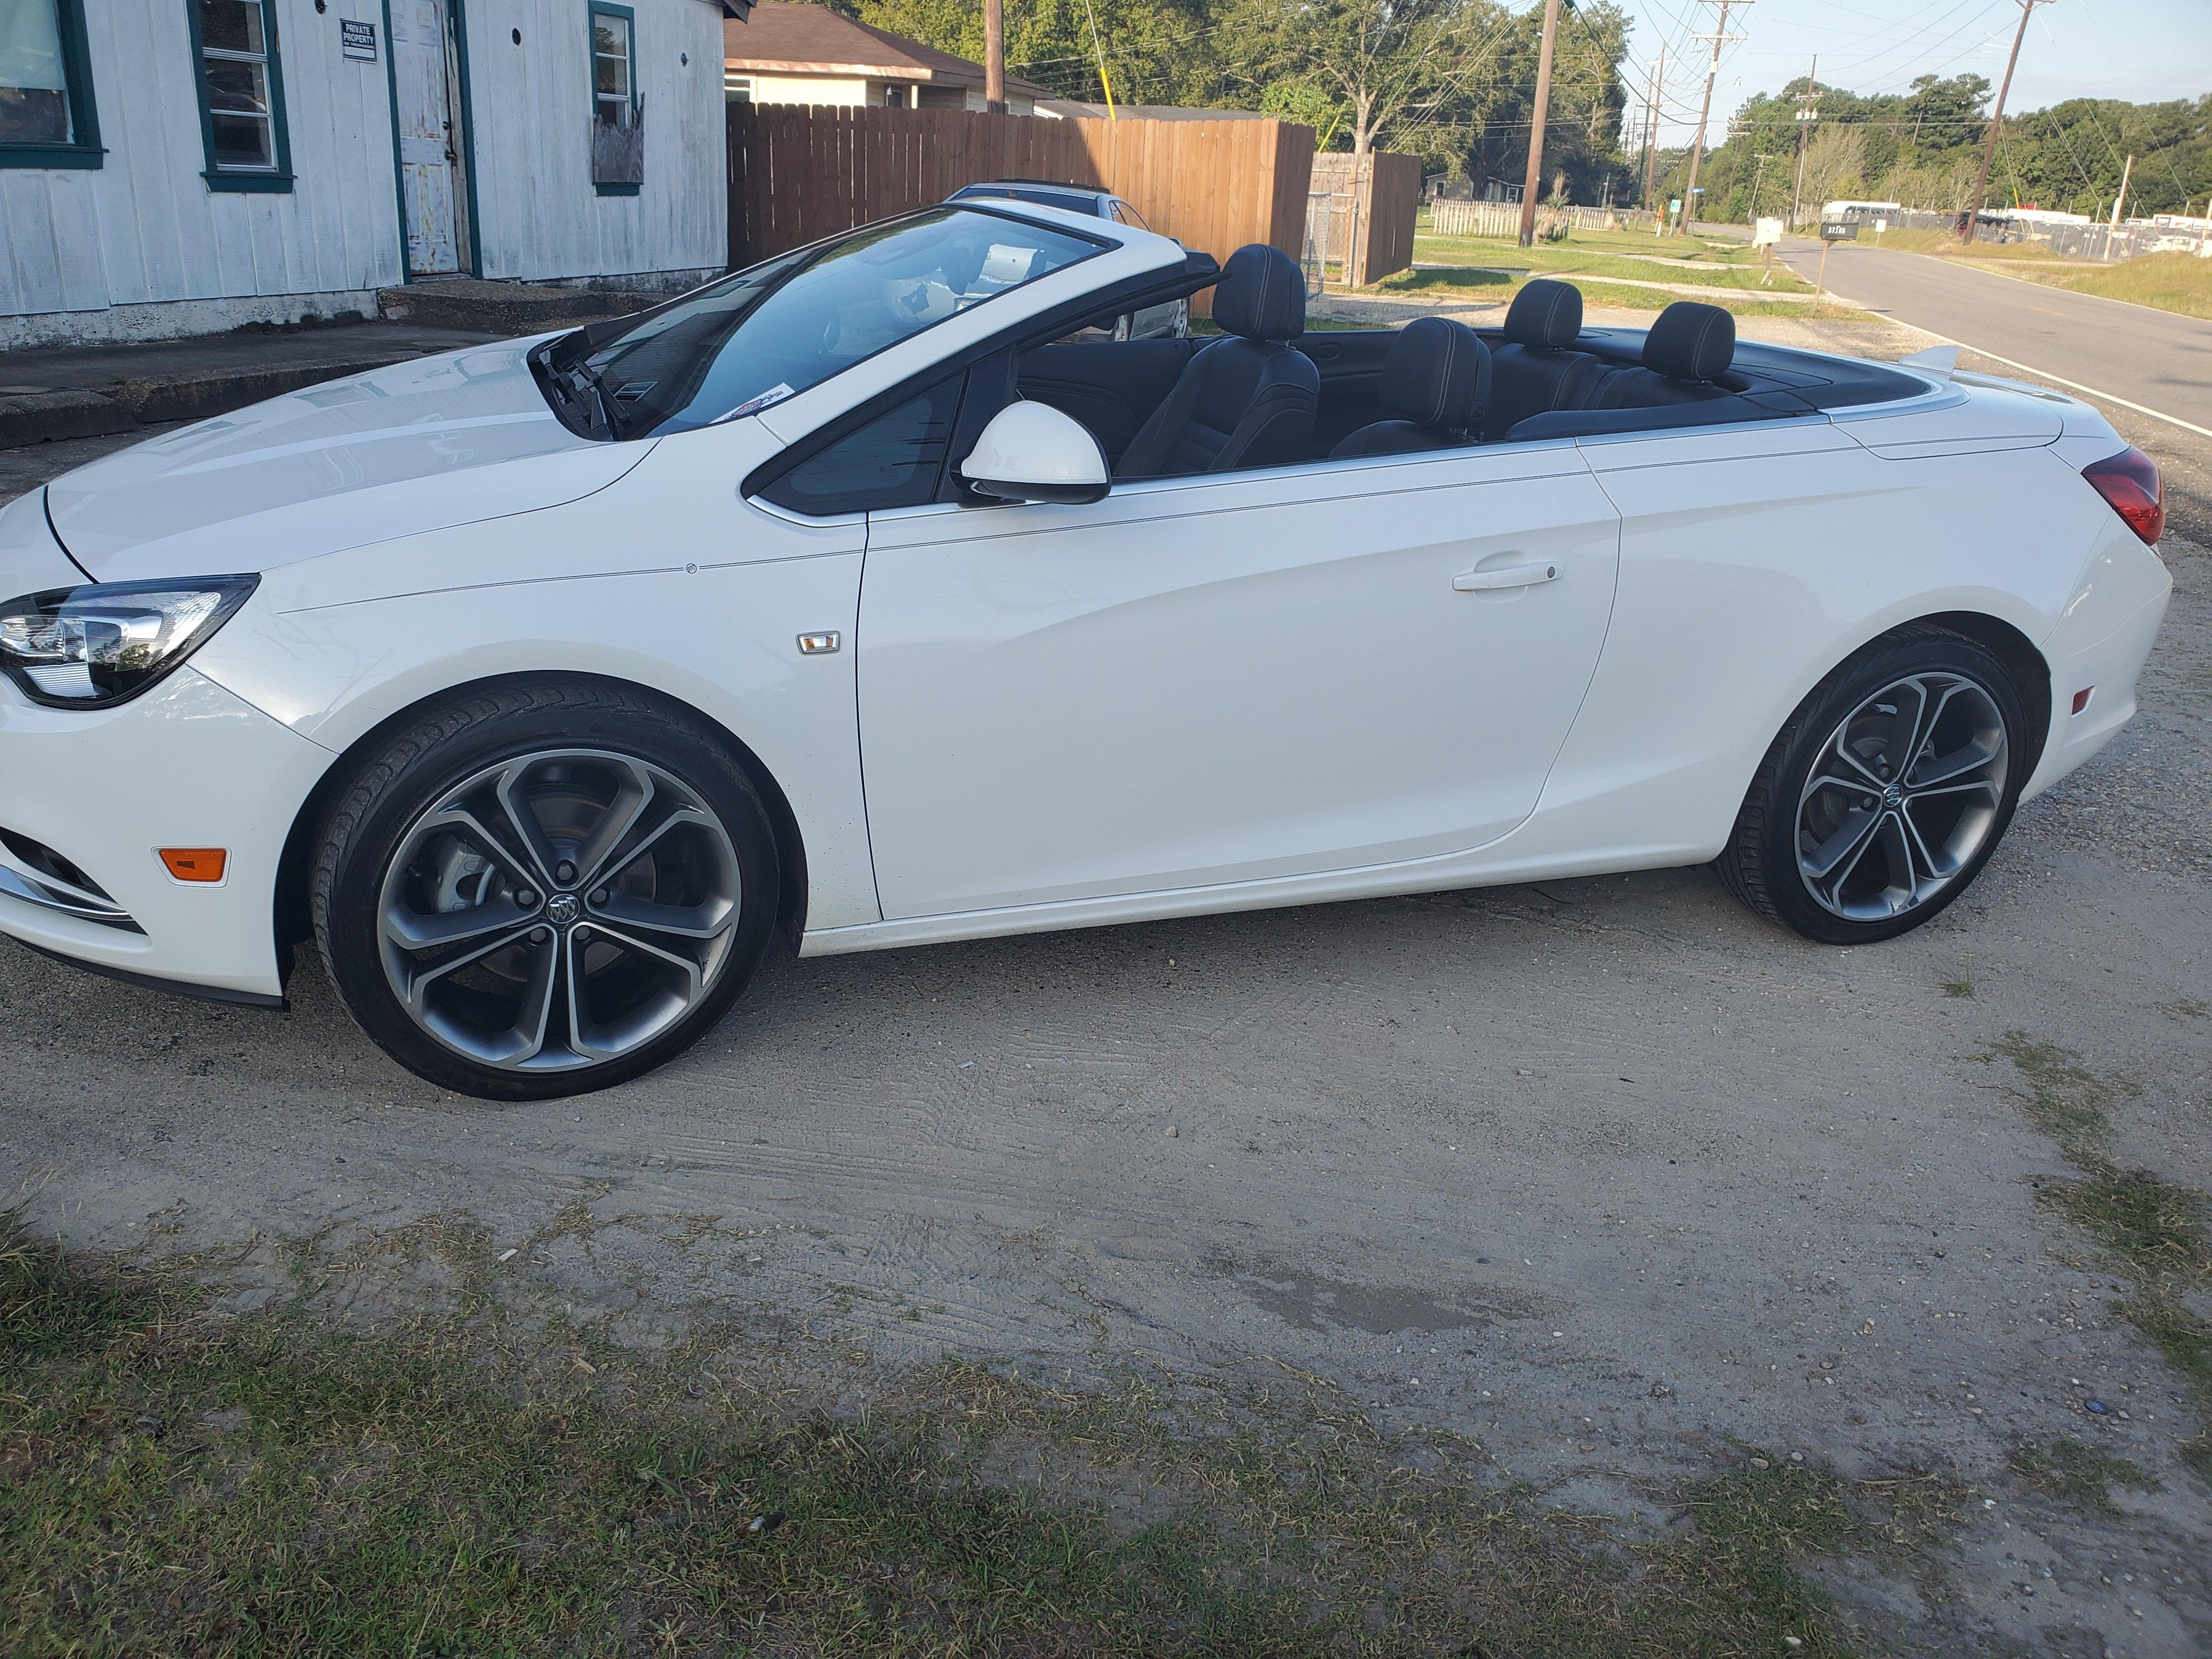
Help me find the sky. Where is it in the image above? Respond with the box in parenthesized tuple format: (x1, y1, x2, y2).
(1606, 0, 2212, 148)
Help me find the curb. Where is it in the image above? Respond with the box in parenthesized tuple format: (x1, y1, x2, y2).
(0, 388, 137, 449)
(112, 359, 419, 425)
(0, 354, 430, 451)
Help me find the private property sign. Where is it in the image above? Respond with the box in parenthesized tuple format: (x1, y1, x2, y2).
(341, 18, 377, 60)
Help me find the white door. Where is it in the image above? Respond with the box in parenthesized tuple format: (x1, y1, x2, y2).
(857, 448, 1623, 919)
(390, 0, 460, 274)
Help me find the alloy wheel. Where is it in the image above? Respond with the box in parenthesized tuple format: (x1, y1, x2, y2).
(1795, 672, 2009, 923)
(375, 749, 742, 1073)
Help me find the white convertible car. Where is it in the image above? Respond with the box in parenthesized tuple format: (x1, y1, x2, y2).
(0, 204, 2171, 1098)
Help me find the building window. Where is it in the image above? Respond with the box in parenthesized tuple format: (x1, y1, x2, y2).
(190, 0, 292, 191)
(724, 73, 751, 104)
(590, 3, 633, 126)
(588, 1, 639, 195)
(0, 0, 101, 168)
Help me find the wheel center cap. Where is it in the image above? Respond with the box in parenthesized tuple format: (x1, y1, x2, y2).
(545, 893, 582, 926)
(1883, 784, 1904, 809)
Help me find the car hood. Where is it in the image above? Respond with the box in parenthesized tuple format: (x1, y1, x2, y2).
(43, 341, 651, 584)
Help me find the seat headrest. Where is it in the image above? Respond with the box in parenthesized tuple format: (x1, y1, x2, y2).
(1381, 317, 1491, 431)
(1644, 301, 1735, 382)
(1212, 244, 1305, 342)
(1503, 279, 1582, 348)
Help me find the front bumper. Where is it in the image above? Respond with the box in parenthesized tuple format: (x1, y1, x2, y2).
(0, 665, 334, 1000)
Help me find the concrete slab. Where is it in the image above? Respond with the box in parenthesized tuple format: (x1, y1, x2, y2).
(0, 321, 504, 450)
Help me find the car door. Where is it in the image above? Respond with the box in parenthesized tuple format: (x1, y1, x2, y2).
(856, 441, 1623, 920)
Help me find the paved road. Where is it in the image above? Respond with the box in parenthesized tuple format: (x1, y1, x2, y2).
(1778, 235, 2212, 433)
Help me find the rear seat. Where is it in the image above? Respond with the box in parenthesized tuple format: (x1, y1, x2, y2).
(1479, 280, 1609, 441)
(1576, 301, 1737, 410)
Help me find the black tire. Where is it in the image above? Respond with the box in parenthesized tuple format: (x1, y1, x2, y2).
(1717, 625, 2028, 945)
(312, 680, 780, 1099)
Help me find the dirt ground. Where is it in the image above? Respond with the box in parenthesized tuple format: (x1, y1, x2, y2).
(4, 314, 2209, 1654)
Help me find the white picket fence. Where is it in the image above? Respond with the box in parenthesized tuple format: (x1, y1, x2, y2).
(1426, 200, 1647, 239)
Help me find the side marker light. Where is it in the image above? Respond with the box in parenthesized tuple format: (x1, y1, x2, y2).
(159, 848, 228, 882)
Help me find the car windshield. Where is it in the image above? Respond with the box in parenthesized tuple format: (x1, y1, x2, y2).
(556, 208, 1103, 439)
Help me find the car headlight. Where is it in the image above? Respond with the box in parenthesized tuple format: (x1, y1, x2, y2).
(0, 575, 258, 709)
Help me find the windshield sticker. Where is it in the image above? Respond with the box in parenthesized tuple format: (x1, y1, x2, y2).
(717, 383, 797, 424)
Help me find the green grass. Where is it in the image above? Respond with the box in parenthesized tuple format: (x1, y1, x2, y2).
(0, 1204, 1965, 1657)
(1379, 268, 1861, 320)
(1989, 1034, 2212, 1482)
(2008, 1438, 2159, 1515)
(1409, 234, 1816, 294)
(2017, 252, 2212, 321)
(1869, 230, 2212, 321)
(1418, 216, 1768, 265)
(1379, 229, 1867, 320)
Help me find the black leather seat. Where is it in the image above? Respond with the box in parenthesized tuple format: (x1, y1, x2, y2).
(1330, 317, 1491, 458)
(1479, 279, 1608, 441)
(1578, 300, 1737, 408)
(1115, 244, 1318, 478)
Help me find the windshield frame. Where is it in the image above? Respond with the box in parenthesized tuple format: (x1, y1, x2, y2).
(530, 205, 1116, 443)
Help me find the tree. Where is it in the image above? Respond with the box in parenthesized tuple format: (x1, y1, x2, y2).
(1456, 0, 1633, 202)
(1796, 122, 1865, 211)
(1227, 0, 1499, 156)
(839, 0, 1220, 106)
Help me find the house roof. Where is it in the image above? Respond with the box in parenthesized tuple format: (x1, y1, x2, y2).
(724, 4, 1047, 97)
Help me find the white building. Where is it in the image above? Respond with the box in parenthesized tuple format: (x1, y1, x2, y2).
(1, 0, 744, 349)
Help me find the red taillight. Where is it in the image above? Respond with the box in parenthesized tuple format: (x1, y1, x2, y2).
(2082, 446, 2164, 545)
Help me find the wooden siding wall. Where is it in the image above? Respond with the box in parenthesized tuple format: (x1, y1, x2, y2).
(726, 106, 1316, 314)
(464, 0, 727, 284)
(1, 0, 402, 323)
(1308, 151, 1421, 286)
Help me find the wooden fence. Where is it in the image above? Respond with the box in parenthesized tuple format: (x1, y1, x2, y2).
(1308, 152, 1422, 286)
(725, 105, 1316, 315)
(1427, 200, 1643, 239)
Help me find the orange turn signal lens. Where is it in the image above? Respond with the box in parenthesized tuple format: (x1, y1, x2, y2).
(159, 848, 227, 883)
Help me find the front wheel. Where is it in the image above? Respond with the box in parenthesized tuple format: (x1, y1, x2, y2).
(312, 681, 781, 1099)
(1718, 627, 2029, 945)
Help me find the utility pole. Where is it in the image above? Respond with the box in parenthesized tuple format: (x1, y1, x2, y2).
(1640, 45, 1663, 218)
(1788, 55, 1816, 232)
(1963, 0, 2050, 242)
(2104, 151, 2132, 259)
(1517, 0, 1564, 248)
(1679, 0, 1750, 234)
(983, 0, 1006, 114)
(1748, 150, 1770, 222)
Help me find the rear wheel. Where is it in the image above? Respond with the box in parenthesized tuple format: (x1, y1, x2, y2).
(1718, 627, 2028, 945)
(313, 682, 780, 1099)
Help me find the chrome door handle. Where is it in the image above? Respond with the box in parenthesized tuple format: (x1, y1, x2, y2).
(1454, 561, 1560, 591)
